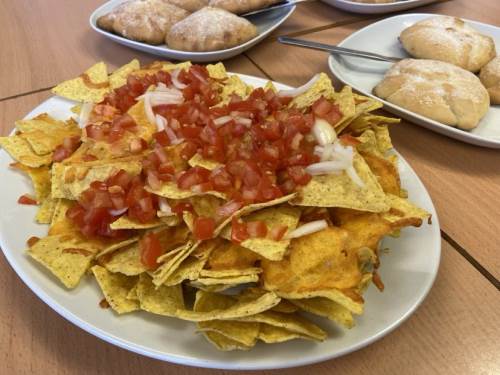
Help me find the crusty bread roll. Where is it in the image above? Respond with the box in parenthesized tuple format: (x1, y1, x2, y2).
(166, 7, 257, 52)
(166, 0, 209, 12)
(479, 56, 500, 105)
(349, 0, 395, 3)
(97, 0, 189, 45)
(208, 0, 281, 15)
(373, 59, 490, 130)
(400, 16, 496, 73)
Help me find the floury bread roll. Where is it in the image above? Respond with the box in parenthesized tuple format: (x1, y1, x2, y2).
(348, 0, 395, 3)
(167, 7, 257, 52)
(166, 0, 209, 12)
(97, 0, 190, 45)
(400, 16, 496, 73)
(479, 56, 500, 104)
(374, 59, 490, 130)
(208, 0, 281, 14)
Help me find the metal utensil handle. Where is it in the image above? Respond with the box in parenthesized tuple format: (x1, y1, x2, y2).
(278, 36, 401, 63)
(242, 0, 311, 17)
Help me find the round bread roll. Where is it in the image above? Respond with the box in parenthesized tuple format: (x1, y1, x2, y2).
(111, 0, 190, 45)
(373, 59, 490, 130)
(166, 7, 257, 52)
(167, 0, 209, 12)
(479, 56, 500, 105)
(349, 0, 395, 3)
(208, 0, 281, 15)
(400, 16, 496, 73)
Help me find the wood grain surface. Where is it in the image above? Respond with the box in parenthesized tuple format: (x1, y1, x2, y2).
(1, 0, 499, 373)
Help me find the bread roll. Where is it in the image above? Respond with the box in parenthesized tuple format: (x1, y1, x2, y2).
(349, 0, 395, 3)
(373, 59, 490, 130)
(166, 0, 209, 12)
(166, 7, 257, 52)
(479, 56, 500, 104)
(98, 0, 189, 45)
(400, 16, 496, 72)
(208, 0, 281, 15)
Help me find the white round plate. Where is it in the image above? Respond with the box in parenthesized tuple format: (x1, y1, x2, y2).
(0, 74, 440, 370)
(328, 14, 500, 148)
(321, 0, 437, 14)
(89, 0, 295, 62)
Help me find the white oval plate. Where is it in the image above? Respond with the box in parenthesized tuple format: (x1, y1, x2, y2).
(89, 0, 295, 62)
(328, 14, 500, 148)
(321, 0, 437, 14)
(0, 74, 440, 370)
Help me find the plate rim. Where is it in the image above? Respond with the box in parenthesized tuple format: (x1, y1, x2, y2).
(321, 0, 438, 14)
(328, 13, 500, 148)
(0, 72, 441, 370)
(89, 0, 295, 60)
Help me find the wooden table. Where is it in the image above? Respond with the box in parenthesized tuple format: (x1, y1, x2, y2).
(1, 0, 499, 373)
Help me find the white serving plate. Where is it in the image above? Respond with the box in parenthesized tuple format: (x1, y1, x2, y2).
(321, 0, 437, 14)
(0, 74, 440, 370)
(328, 13, 500, 148)
(89, 0, 295, 62)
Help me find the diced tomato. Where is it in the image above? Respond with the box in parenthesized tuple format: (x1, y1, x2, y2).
(193, 217, 215, 240)
(231, 218, 249, 244)
(180, 141, 198, 160)
(153, 130, 171, 147)
(26, 236, 40, 247)
(209, 168, 232, 191)
(52, 146, 71, 162)
(171, 202, 193, 215)
(268, 224, 288, 241)
(177, 167, 209, 190)
(312, 97, 333, 117)
(139, 232, 163, 269)
(18, 194, 37, 205)
(216, 200, 243, 218)
(339, 134, 361, 146)
(247, 220, 268, 238)
(85, 124, 107, 141)
(82, 154, 98, 162)
(287, 166, 312, 186)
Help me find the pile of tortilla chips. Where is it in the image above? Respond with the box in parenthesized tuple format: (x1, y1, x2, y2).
(0, 60, 431, 351)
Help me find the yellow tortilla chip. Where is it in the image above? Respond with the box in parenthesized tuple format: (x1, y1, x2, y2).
(0, 136, 52, 167)
(236, 310, 326, 341)
(48, 199, 78, 235)
(382, 194, 431, 228)
(126, 100, 157, 142)
(109, 59, 140, 89)
(13, 163, 51, 203)
(16, 115, 80, 156)
(218, 75, 252, 105)
(146, 181, 227, 200)
(188, 153, 221, 171)
(36, 197, 57, 224)
(96, 237, 139, 258)
(290, 73, 335, 109)
(206, 62, 228, 80)
(91, 265, 139, 314)
(28, 235, 101, 288)
(163, 246, 213, 286)
(52, 62, 110, 103)
(136, 273, 184, 316)
(203, 331, 252, 351)
(110, 215, 166, 230)
(290, 297, 354, 328)
(175, 290, 280, 322)
(360, 151, 401, 196)
(192, 273, 260, 287)
(292, 152, 389, 213)
(332, 86, 356, 131)
(206, 240, 260, 271)
(51, 156, 142, 200)
(199, 268, 262, 278)
(103, 242, 148, 276)
(257, 325, 307, 343)
(220, 205, 301, 261)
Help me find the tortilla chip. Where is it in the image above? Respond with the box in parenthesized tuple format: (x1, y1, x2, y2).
(0, 136, 52, 167)
(290, 73, 335, 109)
(192, 273, 260, 287)
(292, 152, 389, 213)
(257, 325, 306, 343)
(136, 273, 184, 316)
(218, 75, 252, 105)
(237, 310, 326, 341)
(109, 59, 140, 89)
(96, 237, 139, 258)
(199, 268, 262, 278)
(221, 205, 301, 261)
(164, 249, 212, 286)
(175, 290, 280, 322)
(91, 265, 139, 314)
(332, 86, 356, 131)
(203, 331, 252, 351)
(126, 100, 157, 142)
(153, 240, 202, 286)
(16, 115, 80, 156)
(206, 62, 228, 80)
(12, 163, 51, 203)
(48, 199, 77, 235)
(110, 215, 166, 230)
(103, 242, 148, 276)
(146, 181, 227, 200)
(28, 235, 101, 288)
(52, 62, 110, 103)
(382, 194, 431, 228)
(51, 156, 142, 199)
(360, 151, 401, 196)
(188, 153, 221, 171)
(290, 297, 354, 328)
(36, 197, 57, 224)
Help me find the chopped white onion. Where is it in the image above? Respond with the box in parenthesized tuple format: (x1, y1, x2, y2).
(171, 69, 187, 89)
(312, 118, 337, 146)
(286, 220, 328, 239)
(158, 197, 173, 216)
(156, 82, 168, 91)
(144, 92, 156, 125)
(78, 102, 93, 128)
(109, 207, 128, 217)
(305, 161, 346, 175)
(234, 117, 252, 127)
(278, 74, 320, 97)
(155, 114, 167, 130)
(213, 115, 233, 127)
(346, 166, 365, 188)
(192, 69, 207, 84)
